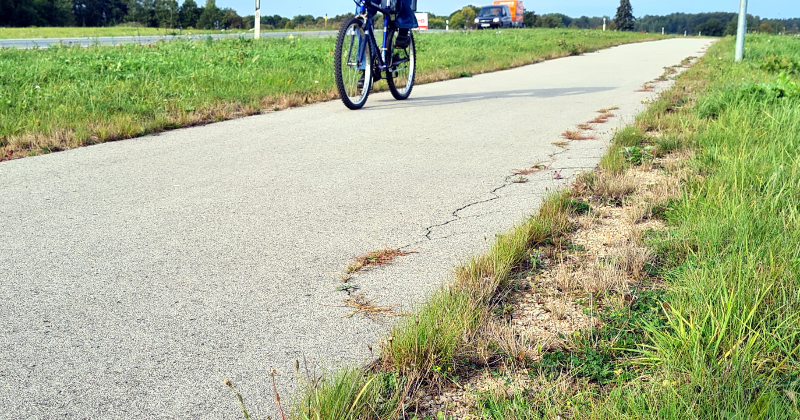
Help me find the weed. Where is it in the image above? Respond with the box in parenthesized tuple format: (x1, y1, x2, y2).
(552, 141, 569, 148)
(620, 145, 655, 165)
(568, 199, 592, 215)
(345, 248, 414, 274)
(343, 294, 403, 320)
(761, 54, 799, 74)
(225, 379, 254, 420)
(530, 289, 668, 384)
(335, 283, 360, 293)
(561, 130, 596, 140)
(591, 112, 615, 124)
(512, 163, 547, 175)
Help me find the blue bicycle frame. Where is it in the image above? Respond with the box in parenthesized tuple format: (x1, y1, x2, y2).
(353, 0, 394, 73)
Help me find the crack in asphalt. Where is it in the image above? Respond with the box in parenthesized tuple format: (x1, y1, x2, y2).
(401, 146, 577, 251)
(421, 180, 513, 242)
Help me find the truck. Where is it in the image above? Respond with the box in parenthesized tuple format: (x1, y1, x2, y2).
(492, 1, 524, 28)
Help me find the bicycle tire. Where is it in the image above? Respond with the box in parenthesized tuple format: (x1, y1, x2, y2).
(334, 17, 373, 110)
(386, 30, 416, 101)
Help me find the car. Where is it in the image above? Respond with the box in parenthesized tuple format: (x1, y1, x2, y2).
(474, 5, 513, 29)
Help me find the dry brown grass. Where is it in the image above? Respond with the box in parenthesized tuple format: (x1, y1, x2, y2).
(597, 106, 619, 113)
(635, 83, 656, 92)
(546, 297, 568, 320)
(562, 130, 597, 141)
(346, 248, 415, 274)
(591, 112, 616, 124)
(626, 202, 654, 224)
(577, 123, 594, 130)
(554, 265, 580, 293)
(592, 172, 638, 204)
(615, 240, 653, 280)
(512, 163, 548, 175)
(482, 319, 539, 362)
(583, 262, 628, 295)
(343, 293, 404, 320)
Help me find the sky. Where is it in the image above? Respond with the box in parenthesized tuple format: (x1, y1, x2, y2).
(216, 1, 800, 20)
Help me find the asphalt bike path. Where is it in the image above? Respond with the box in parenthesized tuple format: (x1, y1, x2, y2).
(0, 38, 712, 418)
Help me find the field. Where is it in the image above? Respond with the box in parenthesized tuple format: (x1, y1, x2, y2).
(0, 28, 666, 161)
(261, 35, 800, 420)
(0, 27, 241, 39)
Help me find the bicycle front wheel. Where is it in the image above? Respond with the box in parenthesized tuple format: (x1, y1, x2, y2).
(387, 30, 416, 101)
(335, 18, 373, 110)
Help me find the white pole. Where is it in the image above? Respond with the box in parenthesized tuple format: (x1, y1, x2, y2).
(255, 0, 261, 39)
(446, 20, 449, 31)
(662, 27, 664, 35)
(603, 18, 606, 31)
(735, 0, 748, 62)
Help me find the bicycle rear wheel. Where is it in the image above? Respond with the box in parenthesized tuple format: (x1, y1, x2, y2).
(335, 18, 373, 110)
(387, 30, 416, 101)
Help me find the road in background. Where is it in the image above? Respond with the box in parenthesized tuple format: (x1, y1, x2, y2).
(0, 29, 449, 48)
(0, 38, 712, 418)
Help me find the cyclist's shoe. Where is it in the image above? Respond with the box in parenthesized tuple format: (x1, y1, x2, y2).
(395, 30, 411, 48)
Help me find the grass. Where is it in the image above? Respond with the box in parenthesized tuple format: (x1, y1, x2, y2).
(0, 28, 668, 161)
(481, 34, 800, 419)
(263, 34, 800, 420)
(0, 26, 241, 39)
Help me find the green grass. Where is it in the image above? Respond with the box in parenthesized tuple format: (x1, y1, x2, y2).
(0, 26, 239, 39)
(481, 35, 800, 419)
(0, 28, 667, 160)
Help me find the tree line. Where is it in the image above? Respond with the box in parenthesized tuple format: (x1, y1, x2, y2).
(1, 0, 798, 35)
(0, 0, 244, 29)
(433, 1, 798, 35)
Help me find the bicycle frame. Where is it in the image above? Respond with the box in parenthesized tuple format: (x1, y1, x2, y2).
(353, 0, 393, 73)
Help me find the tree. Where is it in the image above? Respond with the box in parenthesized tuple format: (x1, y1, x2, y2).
(614, 0, 634, 31)
(695, 18, 724, 36)
(428, 16, 445, 29)
(125, 0, 156, 26)
(179, 0, 200, 28)
(154, 0, 178, 28)
(196, 0, 220, 29)
(523, 11, 535, 28)
(724, 18, 738, 36)
(535, 14, 563, 28)
(220, 7, 241, 28)
(449, 11, 465, 29)
(460, 6, 475, 29)
(759, 21, 774, 34)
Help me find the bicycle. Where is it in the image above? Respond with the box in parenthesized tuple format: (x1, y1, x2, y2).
(334, 0, 417, 110)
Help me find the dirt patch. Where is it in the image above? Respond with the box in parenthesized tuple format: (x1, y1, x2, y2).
(411, 151, 686, 419)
